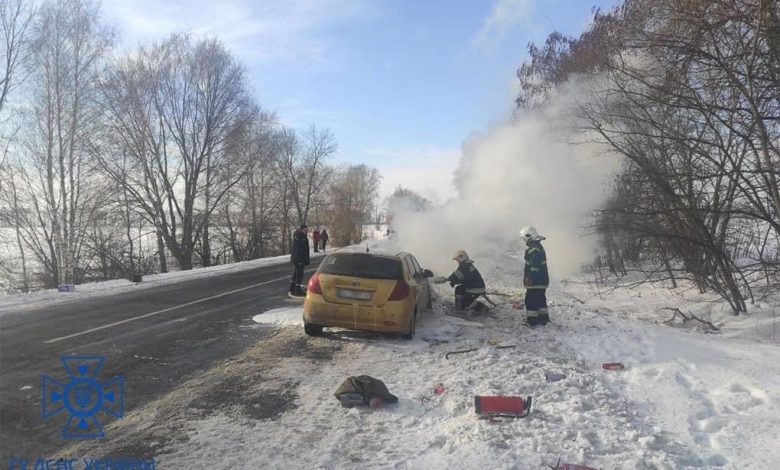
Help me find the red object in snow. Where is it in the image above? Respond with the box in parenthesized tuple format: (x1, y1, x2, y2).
(558, 463, 598, 470)
(602, 362, 625, 370)
(433, 383, 445, 395)
(369, 397, 383, 409)
(474, 395, 532, 418)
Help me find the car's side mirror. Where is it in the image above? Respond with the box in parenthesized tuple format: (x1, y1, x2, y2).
(422, 269, 434, 278)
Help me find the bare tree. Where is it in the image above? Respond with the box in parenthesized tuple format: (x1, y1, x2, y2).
(11, 0, 112, 287)
(384, 186, 432, 223)
(214, 111, 285, 261)
(0, 161, 29, 291)
(0, 0, 32, 116)
(325, 164, 381, 246)
(99, 35, 255, 270)
(515, 0, 779, 314)
(279, 125, 338, 228)
(0, 0, 33, 183)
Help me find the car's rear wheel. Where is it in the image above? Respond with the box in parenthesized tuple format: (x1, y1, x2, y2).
(304, 323, 323, 337)
(401, 308, 416, 340)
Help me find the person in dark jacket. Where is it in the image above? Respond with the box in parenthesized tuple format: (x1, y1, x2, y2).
(444, 250, 486, 310)
(320, 228, 329, 251)
(312, 227, 321, 253)
(520, 227, 549, 326)
(289, 224, 310, 296)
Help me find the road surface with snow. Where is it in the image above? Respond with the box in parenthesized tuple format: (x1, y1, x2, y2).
(0, 256, 322, 461)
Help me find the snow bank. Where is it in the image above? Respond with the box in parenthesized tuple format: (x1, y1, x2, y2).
(252, 307, 303, 327)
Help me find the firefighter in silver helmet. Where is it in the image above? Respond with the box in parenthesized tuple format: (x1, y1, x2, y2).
(520, 227, 549, 326)
(434, 249, 486, 310)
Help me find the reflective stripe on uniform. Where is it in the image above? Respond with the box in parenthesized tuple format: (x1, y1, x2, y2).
(525, 285, 548, 289)
(465, 288, 486, 294)
(453, 269, 464, 280)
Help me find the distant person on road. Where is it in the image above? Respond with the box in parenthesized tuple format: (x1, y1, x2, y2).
(289, 224, 310, 297)
(434, 250, 486, 311)
(312, 227, 321, 253)
(520, 227, 549, 326)
(320, 228, 329, 251)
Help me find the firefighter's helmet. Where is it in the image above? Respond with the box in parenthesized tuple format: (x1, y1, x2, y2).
(452, 249, 469, 262)
(520, 226, 545, 241)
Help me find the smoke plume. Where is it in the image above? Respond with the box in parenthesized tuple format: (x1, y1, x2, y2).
(390, 85, 617, 283)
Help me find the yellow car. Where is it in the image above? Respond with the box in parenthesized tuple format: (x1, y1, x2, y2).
(303, 249, 434, 339)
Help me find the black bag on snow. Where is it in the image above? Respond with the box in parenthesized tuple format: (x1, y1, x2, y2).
(333, 375, 399, 407)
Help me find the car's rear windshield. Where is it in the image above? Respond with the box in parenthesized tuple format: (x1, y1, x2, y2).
(318, 253, 404, 280)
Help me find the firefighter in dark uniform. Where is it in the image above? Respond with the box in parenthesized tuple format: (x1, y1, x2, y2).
(521, 226, 549, 326)
(289, 224, 310, 297)
(444, 249, 486, 310)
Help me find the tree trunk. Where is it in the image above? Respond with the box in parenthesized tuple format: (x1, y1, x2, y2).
(9, 176, 29, 292)
(157, 228, 168, 273)
(201, 223, 212, 267)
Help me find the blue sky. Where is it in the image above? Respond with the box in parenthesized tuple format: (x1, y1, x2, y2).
(102, 0, 620, 199)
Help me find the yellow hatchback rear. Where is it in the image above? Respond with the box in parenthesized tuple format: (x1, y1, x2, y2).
(303, 251, 432, 339)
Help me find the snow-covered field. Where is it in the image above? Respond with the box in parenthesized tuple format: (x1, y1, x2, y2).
(152, 249, 780, 469)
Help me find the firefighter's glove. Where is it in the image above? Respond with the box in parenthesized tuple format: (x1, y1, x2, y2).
(449, 280, 456, 287)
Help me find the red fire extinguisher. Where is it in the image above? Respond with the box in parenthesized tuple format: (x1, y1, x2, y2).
(474, 395, 532, 418)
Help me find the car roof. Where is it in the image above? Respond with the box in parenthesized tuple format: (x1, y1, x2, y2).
(329, 247, 409, 259)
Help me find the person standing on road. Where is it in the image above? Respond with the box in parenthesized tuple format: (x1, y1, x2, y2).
(520, 227, 549, 326)
(312, 227, 321, 253)
(320, 228, 329, 252)
(290, 224, 310, 297)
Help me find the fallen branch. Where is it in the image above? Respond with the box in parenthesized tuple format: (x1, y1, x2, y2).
(561, 290, 585, 304)
(445, 345, 517, 359)
(661, 307, 720, 333)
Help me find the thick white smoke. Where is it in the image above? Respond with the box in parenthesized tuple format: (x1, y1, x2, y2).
(390, 85, 617, 283)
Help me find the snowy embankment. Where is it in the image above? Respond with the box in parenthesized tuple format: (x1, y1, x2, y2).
(157, 251, 779, 469)
(0, 253, 294, 315)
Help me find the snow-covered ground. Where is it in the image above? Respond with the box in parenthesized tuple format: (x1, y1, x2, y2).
(147, 246, 780, 469)
(0, 253, 297, 315)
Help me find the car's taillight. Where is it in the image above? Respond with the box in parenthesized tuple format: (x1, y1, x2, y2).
(388, 280, 410, 301)
(307, 272, 322, 295)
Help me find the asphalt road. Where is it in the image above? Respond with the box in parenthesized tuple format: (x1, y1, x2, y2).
(0, 257, 321, 461)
